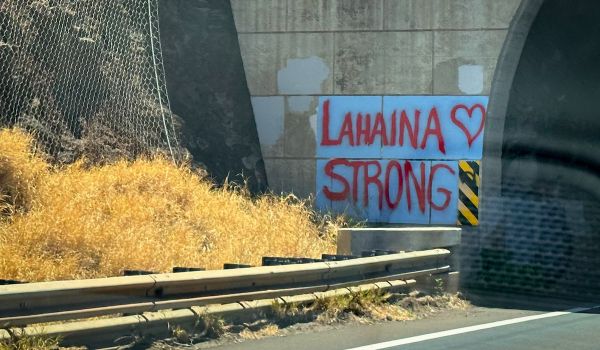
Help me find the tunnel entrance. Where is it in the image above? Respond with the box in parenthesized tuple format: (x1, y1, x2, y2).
(472, 0, 600, 298)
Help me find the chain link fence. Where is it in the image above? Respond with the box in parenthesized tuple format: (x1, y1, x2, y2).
(0, 0, 181, 163)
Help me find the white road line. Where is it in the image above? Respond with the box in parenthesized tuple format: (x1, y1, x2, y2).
(346, 305, 600, 350)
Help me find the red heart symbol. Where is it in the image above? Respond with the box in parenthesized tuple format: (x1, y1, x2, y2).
(451, 104, 486, 147)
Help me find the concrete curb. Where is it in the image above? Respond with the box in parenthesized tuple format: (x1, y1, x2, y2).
(337, 227, 461, 256)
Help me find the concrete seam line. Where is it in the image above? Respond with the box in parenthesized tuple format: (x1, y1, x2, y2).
(0, 279, 417, 345)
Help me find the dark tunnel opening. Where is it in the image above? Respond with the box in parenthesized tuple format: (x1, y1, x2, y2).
(472, 0, 600, 298)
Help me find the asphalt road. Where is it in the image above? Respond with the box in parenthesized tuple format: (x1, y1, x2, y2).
(210, 294, 600, 350)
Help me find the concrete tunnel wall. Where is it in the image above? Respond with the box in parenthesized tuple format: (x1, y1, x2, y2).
(157, 0, 599, 295)
(230, 0, 521, 198)
(230, 0, 600, 295)
(159, 0, 267, 192)
(472, 0, 600, 296)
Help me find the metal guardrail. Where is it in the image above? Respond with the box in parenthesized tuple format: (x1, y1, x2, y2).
(0, 279, 421, 348)
(0, 249, 450, 327)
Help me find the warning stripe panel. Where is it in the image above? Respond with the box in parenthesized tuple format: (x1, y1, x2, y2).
(458, 160, 480, 226)
(459, 161, 474, 175)
(458, 201, 478, 226)
(459, 183, 479, 209)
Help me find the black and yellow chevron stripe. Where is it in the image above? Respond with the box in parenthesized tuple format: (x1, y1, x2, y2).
(457, 160, 480, 226)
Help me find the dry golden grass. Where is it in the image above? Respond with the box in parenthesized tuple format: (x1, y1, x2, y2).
(238, 324, 279, 340)
(0, 128, 338, 282)
(0, 332, 60, 350)
(272, 291, 470, 326)
(0, 129, 47, 216)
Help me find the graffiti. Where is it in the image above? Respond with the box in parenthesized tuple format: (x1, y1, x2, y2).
(316, 96, 488, 224)
(321, 159, 451, 211)
(320, 100, 448, 153)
